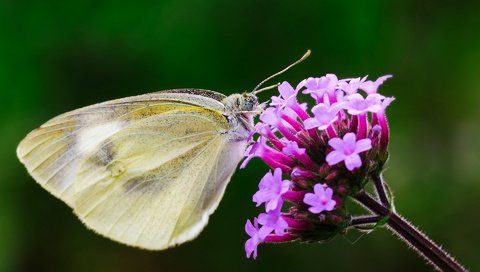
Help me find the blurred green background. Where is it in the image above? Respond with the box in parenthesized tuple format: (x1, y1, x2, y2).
(1, 0, 479, 271)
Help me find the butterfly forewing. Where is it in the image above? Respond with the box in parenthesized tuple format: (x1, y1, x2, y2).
(17, 90, 247, 249)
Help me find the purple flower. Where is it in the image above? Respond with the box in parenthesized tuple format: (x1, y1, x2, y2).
(271, 81, 304, 108)
(240, 136, 268, 169)
(303, 184, 336, 214)
(253, 168, 291, 211)
(282, 140, 306, 156)
(302, 74, 338, 101)
(260, 106, 293, 131)
(304, 103, 342, 130)
(245, 218, 272, 259)
(240, 136, 294, 170)
(244, 73, 395, 259)
(259, 107, 281, 127)
(343, 93, 387, 115)
(258, 206, 288, 235)
(337, 76, 367, 95)
(360, 75, 392, 94)
(326, 133, 372, 171)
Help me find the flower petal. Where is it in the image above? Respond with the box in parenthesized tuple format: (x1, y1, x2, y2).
(278, 81, 295, 98)
(324, 187, 333, 199)
(303, 193, 318, 206)
(343, 133, 357, 150)
(245, 219, 255, 236)
(328, 138, 345, 151)
(345, 154, 362, 171)
(355, 138, 372, 153)
(326, 150, 345, 166)
(303, 118, 321, 129)
(313, 183, 325, 196)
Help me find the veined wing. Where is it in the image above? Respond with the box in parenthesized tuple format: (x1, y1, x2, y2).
(17, 91, 247, 249)
(16, 89, 226, 206)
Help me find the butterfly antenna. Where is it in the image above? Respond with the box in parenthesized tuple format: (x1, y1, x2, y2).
(253, 83, 281, 94)
(252, 49, 311, 94)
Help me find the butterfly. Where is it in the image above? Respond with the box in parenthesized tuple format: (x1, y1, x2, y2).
(16, 50, 310, 250)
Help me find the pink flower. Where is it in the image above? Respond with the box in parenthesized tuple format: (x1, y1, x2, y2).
(303, 184, 336, 214)
(259, 107, 281, 127)
(252, 168, 291, 211)
(360, 75, 392, 94)
(240, 136, 268, 169)
(240, 136, 294, 170)
(343, 93, 388, 115)
(244, 73, 395, 259)
(337, 76, 367, 95)
(304, 103, 342, 130)
(259, 106, 297, 132)
(245, 218, 272, 259)
(271, 81, 305, 108)
(326, 133, 372, 171)
(282, 140, 306, 157)
(258, 206, 288, 235)
(302, 74, 338, 101)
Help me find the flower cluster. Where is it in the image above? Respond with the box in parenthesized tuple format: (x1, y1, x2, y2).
(243, 74, 394, 259)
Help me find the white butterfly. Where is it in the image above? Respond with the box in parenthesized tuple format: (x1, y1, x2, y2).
(16, 51, 310, 250)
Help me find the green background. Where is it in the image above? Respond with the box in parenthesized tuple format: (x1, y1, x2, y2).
(1, 1, 479, 271)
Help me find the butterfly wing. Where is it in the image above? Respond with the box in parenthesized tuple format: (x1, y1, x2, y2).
(17, 90, 247, 249)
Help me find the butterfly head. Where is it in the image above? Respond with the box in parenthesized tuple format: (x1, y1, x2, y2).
(224, 93, 262, 116)
(240, 92, 259, 112)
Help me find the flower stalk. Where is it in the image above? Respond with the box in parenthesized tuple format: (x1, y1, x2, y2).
(354, 189, 465, 272)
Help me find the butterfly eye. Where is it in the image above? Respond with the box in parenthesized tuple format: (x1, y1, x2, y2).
(240, 95, 258, 112)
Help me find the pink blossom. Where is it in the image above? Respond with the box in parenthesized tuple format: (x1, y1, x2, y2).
(240, 136, 268, 169)
(282, 141, 306, 157)
(260, 106, 301, 133)
(271, 81, 305, 108)
(343, 93, 388, 115)
(252, 168, 291, 211)
(258, 206, 288, 235)
(259, 107, 281, 127)
(240, 136, 293, 170)
(303, 184, 336, 214)
(243, 73, 395, 259)
(302, 74, 338, 101)
(337, 76, 367, 95)
(304, 103, 342, 130)
(245, 218, 272, 259)
(360, 75, 392, 94)
(326, 133, 372, 171)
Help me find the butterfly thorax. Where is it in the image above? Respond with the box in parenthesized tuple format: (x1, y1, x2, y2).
(222, 93, 259, 142)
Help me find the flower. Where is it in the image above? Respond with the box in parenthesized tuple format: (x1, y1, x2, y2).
(360, 75, 392, 94)
(240, 136, 293, 170)
(303, 74, 338, 101)
(271, 81, 303, 108)
(244, 73, 393, 259)
(326, 133, 372, 171)
(304, 103, 341, 130)
(303, 184, 336, 214)
(282, 140, 305, 156)
(258, 206, 289, 235)
(337, 76, 367, 95)
(245, 218, 272, 259)
(252, 168, 291, 211)
(343, 93, 387, 115)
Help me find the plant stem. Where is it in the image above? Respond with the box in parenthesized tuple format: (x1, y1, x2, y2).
(354, 191, 466, 272)
(351, 215, 382, 226)
(372, 174, 390, 207)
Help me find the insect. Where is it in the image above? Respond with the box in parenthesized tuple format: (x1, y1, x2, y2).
(16, 50, 310, 250)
